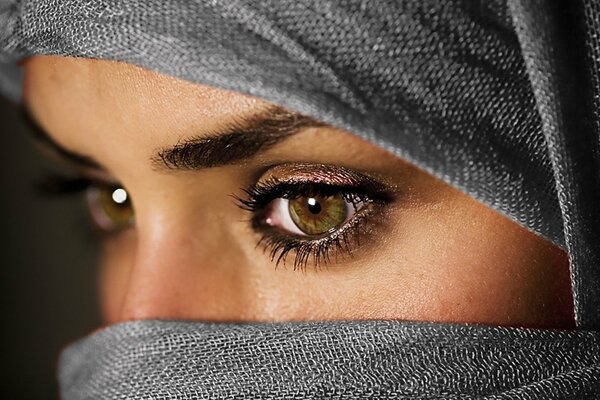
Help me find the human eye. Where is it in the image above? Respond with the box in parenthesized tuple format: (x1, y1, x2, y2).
(235, 163, 395, 270)
(38, 173, 134, 235)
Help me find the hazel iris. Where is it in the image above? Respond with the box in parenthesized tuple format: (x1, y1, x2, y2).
(87, 185, 134, 232)
(288, 194, 348, 235)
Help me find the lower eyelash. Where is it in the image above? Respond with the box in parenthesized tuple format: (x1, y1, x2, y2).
(235, 176, 394, 271)
(252, 204, 380, 271)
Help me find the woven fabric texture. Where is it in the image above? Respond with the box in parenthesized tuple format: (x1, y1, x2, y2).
(59, 320, 600, 399)
(0, 0, 563, 247)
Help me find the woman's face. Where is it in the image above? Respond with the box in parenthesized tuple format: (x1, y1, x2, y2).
(23, 56, 574, 328)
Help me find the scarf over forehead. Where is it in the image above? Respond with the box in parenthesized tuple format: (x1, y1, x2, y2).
(0, 0, 598, 398)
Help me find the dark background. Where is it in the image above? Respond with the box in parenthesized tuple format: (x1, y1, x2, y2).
(0, 95, 100, 399)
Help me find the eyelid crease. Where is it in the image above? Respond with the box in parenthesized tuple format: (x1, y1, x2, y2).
(236, 163, 395, 212)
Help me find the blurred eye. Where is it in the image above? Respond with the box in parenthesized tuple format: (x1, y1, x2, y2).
(265, 194, 363, 237)
(86, 185, 134, 232)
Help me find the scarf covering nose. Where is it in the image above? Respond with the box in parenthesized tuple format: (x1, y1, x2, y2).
(0, 0, 599, 398)
(58, 320, 600, 399)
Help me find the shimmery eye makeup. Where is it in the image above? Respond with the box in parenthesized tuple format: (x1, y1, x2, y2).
(235, 163, 396, 270)
(39, 163, 397, 271)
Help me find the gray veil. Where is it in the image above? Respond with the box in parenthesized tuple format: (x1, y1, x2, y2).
(0, 0, 598, 398)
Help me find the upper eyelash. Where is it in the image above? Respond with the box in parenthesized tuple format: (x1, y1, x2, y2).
(41, 172, 392, 270)
(234, 179, 390, 212)
(234, 178, 392, 271)
(35, 173, 114, 197)
(35, 173, 95, 197)
(34, 173, 121, 240)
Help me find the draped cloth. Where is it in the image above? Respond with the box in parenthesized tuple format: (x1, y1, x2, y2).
(0, 0, 598, 398)
(59, 320, 600, 399)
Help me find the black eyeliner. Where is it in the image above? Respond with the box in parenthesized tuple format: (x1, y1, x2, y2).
(236, 178, 392, 212)
(234, 166, 395, 271)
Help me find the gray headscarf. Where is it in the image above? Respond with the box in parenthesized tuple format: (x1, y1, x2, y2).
(0, 0, 598, 398)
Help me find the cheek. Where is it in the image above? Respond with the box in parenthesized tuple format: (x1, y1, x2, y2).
(93, 189, 573, 328)
(373, 196, 574, 328)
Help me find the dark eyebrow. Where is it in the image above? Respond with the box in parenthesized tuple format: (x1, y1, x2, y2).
(21, 103, 323, 172)
(20, 104, 103, 171)
(153, 106, 323, 170)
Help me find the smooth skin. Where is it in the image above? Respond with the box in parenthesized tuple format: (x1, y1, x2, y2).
(24, 56, 574, 328)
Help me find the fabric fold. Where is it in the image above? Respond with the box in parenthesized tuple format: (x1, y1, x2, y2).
(508, 0, 600, 329)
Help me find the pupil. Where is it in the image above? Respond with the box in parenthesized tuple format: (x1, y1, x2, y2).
(307, 197, 322, 214)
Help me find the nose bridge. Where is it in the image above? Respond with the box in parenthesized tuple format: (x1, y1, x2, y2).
(117, 223, 199, 321)
(116, 212, 248, 323)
